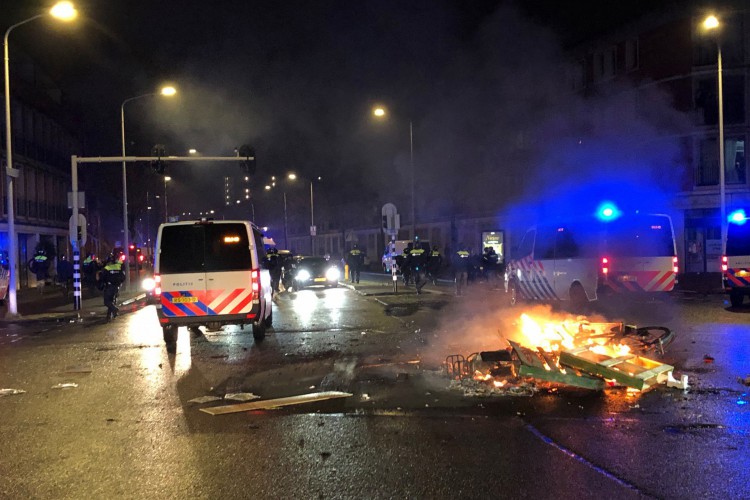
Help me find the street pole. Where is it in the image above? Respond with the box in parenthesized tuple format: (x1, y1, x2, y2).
(164, 176, 170, 222)
(310, 181, 314, 255)
(717, 43, 726, 255)
(4, 15, 45, 316)
(283, 191, 288, 250)
(409, 120, 415, 240)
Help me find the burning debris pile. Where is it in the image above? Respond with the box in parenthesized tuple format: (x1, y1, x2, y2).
(446, 313, 689, 396)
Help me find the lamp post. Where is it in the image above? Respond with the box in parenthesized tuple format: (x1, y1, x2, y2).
(163, 176, 171, 222)
(703, 15, 726, 255)
(4, 1, 77, 315)
(373, 106, 415, 239)
(120, 86, 175, 291)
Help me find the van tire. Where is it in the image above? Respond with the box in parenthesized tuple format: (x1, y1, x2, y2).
(570, 283, 588, 312)
(252, 320, 266, 342)
(730, 291, 744, 308)
(263, 307, 273, 328)
(163, 326, 177, 352)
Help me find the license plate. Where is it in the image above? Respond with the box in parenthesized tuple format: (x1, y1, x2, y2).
(172, 296, 198, 303)
(737, 270, 749, 277)
(618, 275, 637, 282)
(314, 278, 326, 282)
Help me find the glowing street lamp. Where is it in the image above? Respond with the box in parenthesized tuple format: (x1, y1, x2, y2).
(120, 85, 176, 290)
(4, 1, 77, 315)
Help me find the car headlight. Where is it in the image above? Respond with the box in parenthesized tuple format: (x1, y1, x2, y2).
(142, 277, 156, 292)
(325, 267, 341, 281)
(296, 269, 311, 281)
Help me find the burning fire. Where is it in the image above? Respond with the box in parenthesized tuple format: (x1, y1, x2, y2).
(518, 313, 630, 356)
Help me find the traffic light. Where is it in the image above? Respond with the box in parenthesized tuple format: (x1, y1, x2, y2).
(151, 144, 166, 175)
(238, 145, 256, 175)
(128, 244, 136, 256)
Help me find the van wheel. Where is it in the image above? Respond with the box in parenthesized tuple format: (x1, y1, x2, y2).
(730, 291, 744, 308)
(163, 326, 177, 352)
(570, 283, 589, 313)
(252, 320, 266, 342)
(263, 307, 273, 328)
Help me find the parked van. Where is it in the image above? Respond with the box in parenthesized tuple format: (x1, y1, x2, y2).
(505, 213, 677, 310)
(722, 210, 750, 307)
(154, 219, 273, 350)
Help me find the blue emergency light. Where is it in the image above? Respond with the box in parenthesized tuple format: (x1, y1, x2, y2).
(595, 202, 621, 222)
(729, 209, 747, 225)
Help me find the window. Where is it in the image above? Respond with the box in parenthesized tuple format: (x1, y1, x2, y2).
(695, 75, 745, 126)
(697, 136, 746, 186)
(624, 39, 639, 71)
(593, 47, 616, 81)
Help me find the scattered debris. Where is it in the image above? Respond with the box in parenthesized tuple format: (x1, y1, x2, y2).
(188, 395, 222, 404)
(200, 391, 353, 416)
(703, 355, 715, 364)
(0, 388, 26, 396)
(738, 376, 750, 387)
(51, 382, 78, 389)
(224, 393, 260, 402)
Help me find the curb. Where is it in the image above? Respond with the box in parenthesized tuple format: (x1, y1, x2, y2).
(0, 293, 149, 324)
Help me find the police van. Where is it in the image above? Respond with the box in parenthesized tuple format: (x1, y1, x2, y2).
(153, 219, 273, 350)
(505, 212, 678, 310)
(722, 209, 750, 307)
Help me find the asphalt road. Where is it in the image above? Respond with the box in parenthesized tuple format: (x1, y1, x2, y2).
(0, 276, 748, 499)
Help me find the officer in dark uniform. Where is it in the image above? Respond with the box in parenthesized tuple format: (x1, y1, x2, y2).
(398, 244, 413, 285)
(99, 250, 125, 321)
(347, 243, 365, 284)
(82, 253, 101, 291)
(453, 243, 471, 296)
(406, 240, 428, 294)
(265, 248, 281, 293)
(29, 249, 50, 293)
(427, 245, 443, 285)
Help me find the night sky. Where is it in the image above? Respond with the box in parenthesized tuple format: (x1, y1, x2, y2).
(6, 0, 686, 241)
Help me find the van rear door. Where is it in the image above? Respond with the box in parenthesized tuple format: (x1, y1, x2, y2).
(159, 224, 209, 317)
(602, 215, 677, 293)
(203, 222, 256, 316)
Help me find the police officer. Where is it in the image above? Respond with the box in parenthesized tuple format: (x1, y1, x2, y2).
(57, 255, 74, 297)
(481, 246, 500, 288)
(82, 253, 101, 290)
(406, 240, 428, 294)
(99, 250, 125, 321)
(453, 243, 471, 296)
(265, 248, 281, 293)
(427, 245, 443, 285)
(347, 243, 365, 284)
(29, 248, 50, 294)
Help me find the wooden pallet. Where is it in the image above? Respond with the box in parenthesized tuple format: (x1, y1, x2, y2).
(508, 340, 605, 390)
(559, 346, 674, 391)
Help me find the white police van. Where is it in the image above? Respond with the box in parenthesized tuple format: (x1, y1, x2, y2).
(722, 209, 750, 307)
(153, 219, 273, 351)
(505, 211, 678, 310)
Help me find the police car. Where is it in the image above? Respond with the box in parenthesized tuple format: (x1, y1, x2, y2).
(722, 209, 750, 307)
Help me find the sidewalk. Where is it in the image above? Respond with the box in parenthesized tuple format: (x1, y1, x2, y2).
(0, 285, 147, 323)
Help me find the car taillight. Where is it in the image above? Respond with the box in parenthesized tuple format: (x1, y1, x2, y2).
(722, 255, 728, 272)
(251, 269, 260, 294)
(673, 256, 679, 274)
(154, 273, 162, 296)
(601, 257, 609, 275)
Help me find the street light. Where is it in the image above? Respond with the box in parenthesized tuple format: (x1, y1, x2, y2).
(373, 106, 415, 239)
(120, 85, 176, 290)
(265, 180, 290, 250)
(702, 15, 726, 254)
(164, 176, 171, 222)
(286, 172, 321, 255)
(4, 1, 77, 315)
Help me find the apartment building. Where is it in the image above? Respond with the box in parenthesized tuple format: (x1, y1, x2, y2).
(567, 3, 750, 274)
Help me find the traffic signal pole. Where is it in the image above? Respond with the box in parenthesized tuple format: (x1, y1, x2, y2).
(70, 153, 255, 311)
